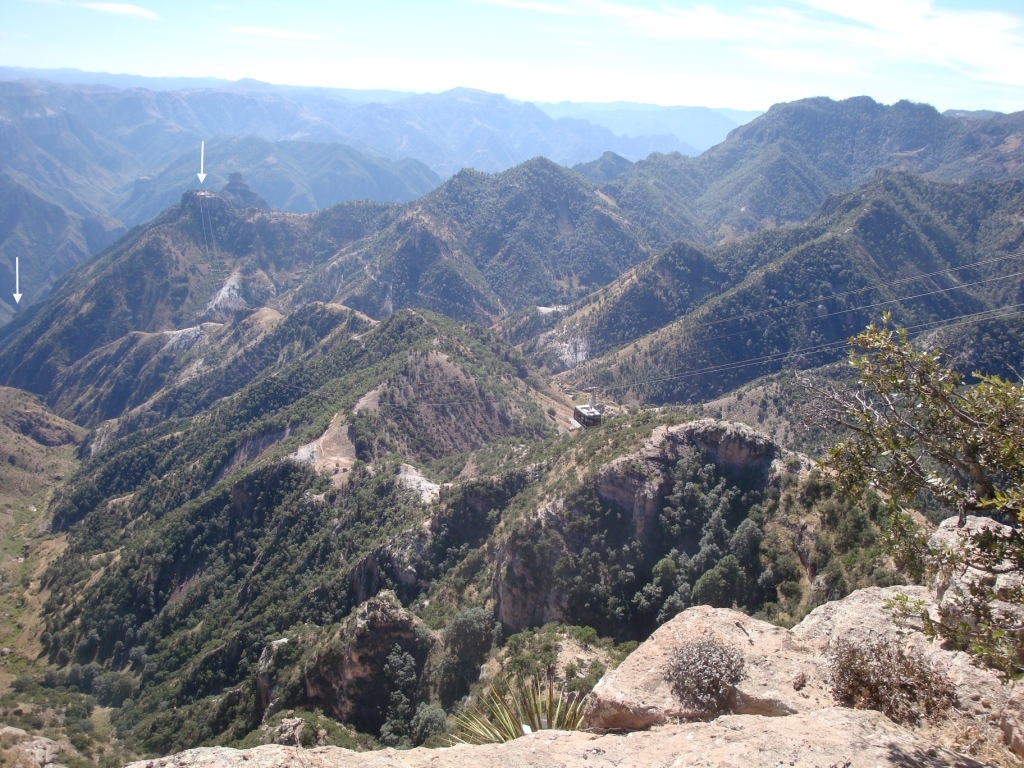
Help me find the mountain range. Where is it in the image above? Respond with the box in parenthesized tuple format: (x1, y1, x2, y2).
(0, 71, 752, 323)
(1, 83, 1023, 764)
(3, 95, 1024, 402)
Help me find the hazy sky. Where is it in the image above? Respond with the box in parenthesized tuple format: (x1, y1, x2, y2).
(3, 0, 1024, 111)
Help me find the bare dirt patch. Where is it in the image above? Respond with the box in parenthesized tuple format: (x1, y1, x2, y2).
(291, 414, 358, 487)
(355, 385, 383, 413)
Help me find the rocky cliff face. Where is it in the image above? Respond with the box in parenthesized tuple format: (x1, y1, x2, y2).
(493, 419, 798, 630)
(348, 532, 431, 606)
(303, 593, 432, 733)
(115, 512, 1024, 768)
(256, 592, 435, 735)
(593, 419, 784, 543)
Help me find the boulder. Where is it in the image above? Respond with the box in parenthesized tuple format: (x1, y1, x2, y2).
(0, 726, 28, 741)
(585, 605, 830, 730)
(11, 735, 64, 768)
(928, 516, 1024, 648)
(267, 716, 306, 747)
(1001, 682, 1024, 758)
(588, 585, 1012, 733)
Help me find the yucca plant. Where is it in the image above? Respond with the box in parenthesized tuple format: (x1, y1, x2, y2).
(451, 673, 587, 744)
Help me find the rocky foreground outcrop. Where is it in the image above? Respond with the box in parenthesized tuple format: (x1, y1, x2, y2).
(586, 583, 1019, 763)
(122, 708, 988, 768)
(119, 581, 1022, 768)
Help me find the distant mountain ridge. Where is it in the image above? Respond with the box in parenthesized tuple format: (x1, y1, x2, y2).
(599, 96, 1024, 247)
(537, 100, 761, 153)
(5, 91, 1024, 396)
(0, 77, 696, 177)
(3, 86, 1023, 336)
(116, 137, 440, 224)
(0, 73, 711, 320)
(0, 157, 660, 395)
(0, 79, 442, 322)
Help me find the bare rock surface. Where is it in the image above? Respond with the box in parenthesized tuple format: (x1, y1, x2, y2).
(1003, 683, 1024, 758)
(121, 708, 986, 768)
(2, 734, 66, 768)
(289, 413, 357, 487)
(928, 516, 1024, 645)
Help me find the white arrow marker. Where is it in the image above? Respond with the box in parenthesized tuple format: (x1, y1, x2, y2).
(197, 141, 207, 184)
(13, 257, 22, 304)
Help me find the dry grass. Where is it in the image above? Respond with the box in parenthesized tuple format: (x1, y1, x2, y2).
(827, 636, 954, 726)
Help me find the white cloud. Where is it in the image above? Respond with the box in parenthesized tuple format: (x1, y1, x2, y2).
(792, 0, 1024, 86)
(484, 0, 1024, 90)
(231, 26, 325, 41)
(79, 2, 158, 19)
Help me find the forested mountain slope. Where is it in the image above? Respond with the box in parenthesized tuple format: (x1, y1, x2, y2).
(3, 85, 1024, 765)
(604, 97, 1024, 247)
(0, 158, 655, 399)
(514, 172, 1024, 402)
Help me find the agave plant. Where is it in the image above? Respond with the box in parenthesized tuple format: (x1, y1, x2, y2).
(451, 673, 588, 744)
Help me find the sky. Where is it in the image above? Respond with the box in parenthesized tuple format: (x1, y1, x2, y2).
(2, 0, 1024, 112)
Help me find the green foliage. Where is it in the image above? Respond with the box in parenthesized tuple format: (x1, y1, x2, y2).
(825, 315, 1024, 521)
(380, 645, 419, 747)
(92, 671, 137, 707)
(27, 308, 560, 754)
(409, 703, 449, 747)
(820, 316, 1024, 672)
(492, 623, 628, 701)
(501, 628, 562, 682)
(438, 607, 499, 707)
(691, 555, 747, 608)
(450, 674, 586, 745)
